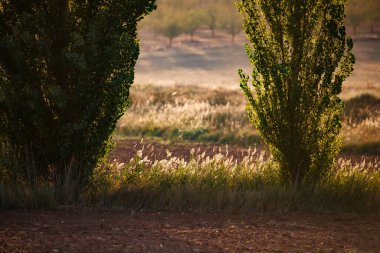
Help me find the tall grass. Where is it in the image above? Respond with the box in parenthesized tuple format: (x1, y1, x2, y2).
(85, 147, 380, 213)
(2, 145, 379, 213)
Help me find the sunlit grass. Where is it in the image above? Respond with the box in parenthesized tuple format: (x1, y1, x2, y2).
(85, 147, 380, 213)
(2, 144, 379, 213)
(117, 85, 380, 153)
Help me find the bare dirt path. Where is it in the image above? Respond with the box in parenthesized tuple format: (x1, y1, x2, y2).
(109, 138, 262, 163)
(109, 138, 378, 165)
(1, 210, 379, 252)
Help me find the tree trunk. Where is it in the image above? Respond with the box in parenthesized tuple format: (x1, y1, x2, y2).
(169, 37, 173, 48)
(370, 23, 375, 33)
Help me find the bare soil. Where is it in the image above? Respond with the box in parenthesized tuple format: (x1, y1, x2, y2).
(109, 138, 378, 165)
(1, 210, 379, 252)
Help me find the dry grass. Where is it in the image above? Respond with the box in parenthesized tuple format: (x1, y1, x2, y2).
(2, 145, 379, 213)
(117, 84, 380, 155)
(118, 85, 259, 145)
(86, 146, 380, 213)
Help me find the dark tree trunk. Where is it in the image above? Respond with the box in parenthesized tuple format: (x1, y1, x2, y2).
(169, 37, 173, 47)
(370, 23, 375, 33)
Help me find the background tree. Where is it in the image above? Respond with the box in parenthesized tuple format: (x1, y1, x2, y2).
(220, 1, 242, 44)
(139, 0, 376, 43)
(238, 0, 355, 188)
(204, 2, 221, 37)
(183, 9, 205, 41)
(367, 0, 380, 33)
(0, 0, 155, 194)
(345, 0, 366, 36)
(152, 8, 184, 47)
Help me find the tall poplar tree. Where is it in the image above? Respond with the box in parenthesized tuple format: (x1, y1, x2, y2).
(0, 0, 156, 191)
(238, 0, 355, 187)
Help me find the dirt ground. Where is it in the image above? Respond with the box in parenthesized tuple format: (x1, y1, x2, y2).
(109, 138, 378, 165)
(1, 210, 379, 253)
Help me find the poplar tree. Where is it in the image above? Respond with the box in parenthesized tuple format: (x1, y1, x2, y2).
(0, 0, 155, 191)
(238, 0, 355, 187)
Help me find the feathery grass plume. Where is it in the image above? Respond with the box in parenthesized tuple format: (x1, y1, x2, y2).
(84, 149, 380, 213)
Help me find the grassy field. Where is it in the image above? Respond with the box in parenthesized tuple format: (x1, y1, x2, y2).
(116, 85, 380, 156)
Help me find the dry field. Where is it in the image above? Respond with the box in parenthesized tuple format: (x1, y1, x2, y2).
(125, 30, 380, 156)
(135, 30, 380, 99)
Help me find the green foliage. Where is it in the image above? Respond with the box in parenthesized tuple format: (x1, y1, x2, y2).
(0, 0, 156, 193)
(238, 0, 355, 188)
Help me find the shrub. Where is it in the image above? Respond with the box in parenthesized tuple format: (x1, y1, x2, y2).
(151, 7, 183, 47)
(343, 93, 380, 126)
(0, 1, 156, 195)
(238, 0, 355, 188)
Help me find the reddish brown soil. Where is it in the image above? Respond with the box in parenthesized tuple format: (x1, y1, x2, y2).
(109, 138, 378, 165)
(109, 139, 264, 163)
(1, 210, 379, 253)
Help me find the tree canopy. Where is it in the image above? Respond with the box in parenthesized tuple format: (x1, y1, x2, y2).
(0, 0, 156, 195)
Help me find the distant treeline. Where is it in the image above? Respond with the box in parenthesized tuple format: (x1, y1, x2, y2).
(140, 0, 242, 45)
(346, 0, 380, 35)
(141, 0, 380, 46)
